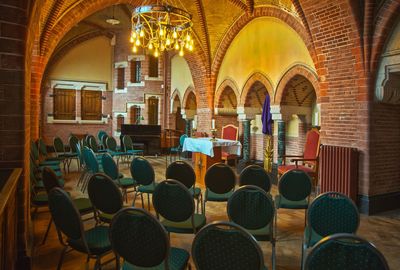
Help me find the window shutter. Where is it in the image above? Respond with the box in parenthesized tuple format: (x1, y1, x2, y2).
(148, 55, 158, 78)
(117, 67, 125, 89)
(53, 89, 76, 120)
(81, 90, 102, 120)
(130, 60, 141, 83)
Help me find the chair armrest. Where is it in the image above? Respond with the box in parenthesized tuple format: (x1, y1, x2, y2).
(280, 155, 303, 165)
(290, 158, 318, 167)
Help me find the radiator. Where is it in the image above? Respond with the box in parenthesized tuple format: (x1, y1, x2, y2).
(319, 145, 359, 202)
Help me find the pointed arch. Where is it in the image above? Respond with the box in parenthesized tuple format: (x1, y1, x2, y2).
(239, 72, 274, 107)
(182, 86, 196, 109)
(214, 78, 240, 110)
(170, 89, 182, 113)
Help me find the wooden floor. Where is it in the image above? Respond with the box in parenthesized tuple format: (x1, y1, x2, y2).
(31, 156, 400, 270)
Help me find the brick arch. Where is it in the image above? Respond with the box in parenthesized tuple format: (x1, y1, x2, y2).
(211, 6, 317, 80)
(170, 89, 182, 113)
(214, 78, 240, 109)
(370, 0, 400, 73)
(274, 64, 319, 105)
(182, 86, 197, 110)
(239, 72, 274, 107)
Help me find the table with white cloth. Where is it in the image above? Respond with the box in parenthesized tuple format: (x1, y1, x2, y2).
(182, 137, 242, 186)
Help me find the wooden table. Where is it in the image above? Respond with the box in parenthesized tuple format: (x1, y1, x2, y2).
(183, 138, 241, 186)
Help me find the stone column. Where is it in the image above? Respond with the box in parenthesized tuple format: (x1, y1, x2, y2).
(242, 119, 251, 161)
(277, 120, 286, 165)
(185, 119, 192, 136)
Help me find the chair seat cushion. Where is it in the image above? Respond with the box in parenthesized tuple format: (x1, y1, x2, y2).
(38, 164, 61, 172)
(108, 150, 125, 156)
(170, 147, 180, 153)
(127, 149, 144, 155)
(278, 165, 314, 175)
(73, 197, 93, 214)
(122, 247, 189, 270)
(68, 226, 111, 255)
(161, 214, 206, 234)
(138, 183, 157, 193)
(206, 189, 234, 202)
(117, 178, 137, 188)
(99, 212, 114, 223)
(246, 223, 273, 241)
(40, 159, 62, 166)
(275, 194, 308, 209)
(304, 227, 323, 248)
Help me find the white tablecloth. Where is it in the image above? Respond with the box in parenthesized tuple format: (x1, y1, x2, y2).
(182, 137, 242, 157)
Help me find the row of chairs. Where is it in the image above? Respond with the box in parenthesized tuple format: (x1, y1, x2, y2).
(44, 169, 389, 270)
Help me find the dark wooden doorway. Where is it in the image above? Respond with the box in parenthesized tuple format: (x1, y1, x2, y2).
(130, 106, 141, 124)
(148, 97, 158, 125)
(176, 107, 185, 131)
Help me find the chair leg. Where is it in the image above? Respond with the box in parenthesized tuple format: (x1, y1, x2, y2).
(300, 242, 305, 270)
(274, 210, 278, 240)
(57, 246, 68, 270)
(147, 194, 150, 210)
(42, 217, 52, 245)
(272, 241, 276, 270)
(140, 193, 144, 209)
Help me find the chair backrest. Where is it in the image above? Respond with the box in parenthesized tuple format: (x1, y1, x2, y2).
(83, 146, 99, 173)
(48, 188, 84, 241)
(305, 233, 389, 270)
(102, 153, 119, 180)
(227, 185, 275, 230)
(165, 160, 195, 189)
(205, 163, 236, 194)
(101, 134, 109, 149)
(239, 165, 272, 192)
(38, 138, 48, 156)
(30, 140, 40, 160)
(221, 124, 239, 141)
(68, 135, 79, 153)
(89, 136, 99, 152)
(130, 157, 155, 186)
(179, 134, 188, 147)
(122, 135, 133, 150)
(88, 173, 123, 215)
(53, 137, 65, 154)
(110, 208, 170, 268)
(76, 142, 84, 165)
(303, 128, 320, 166)
(192, 221, 264, 270)
(153, 179, 194, 223)
(42, 167, 62, 194)
(106, 136, 118, 152)
(97, 130, 108, 143)
(279, 169, 312, 201)
(307, 192, 359, 238)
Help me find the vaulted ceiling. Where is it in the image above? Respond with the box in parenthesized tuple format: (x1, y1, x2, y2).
(38, 0, 302, 68)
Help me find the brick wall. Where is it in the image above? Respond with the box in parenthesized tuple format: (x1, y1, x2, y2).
(214, 115, 239, 138)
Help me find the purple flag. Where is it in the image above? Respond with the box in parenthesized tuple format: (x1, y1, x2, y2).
(262, 94, 273, 135)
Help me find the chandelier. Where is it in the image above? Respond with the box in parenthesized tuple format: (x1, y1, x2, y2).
(130, 1, 194, 57)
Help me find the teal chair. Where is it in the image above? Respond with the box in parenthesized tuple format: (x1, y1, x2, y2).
(227, 185, 276, 270)
(301, 192, 360, 270)
(97, 130, 108, 150)
(153, 179, 206, 234)
(41, 167, 93, 244)
(130, 157, 157, 210)
(203, 163, 236, 213)
(100, 134, 109, 151)
(106, 136, 125, 166)
(305, 233, 389, 270)
(122, 135, 144, 158)
(80, 147, 101, 192)
(89, 136, 107, 153)
(169, 134, 187, 161)
(192, 221, 267, 270)
(87, 173, 123, 224)
(68, 135, 80, 169)
(37, 138, 63, 165)
(239, 165, 272, 193)
(31, 140, 61, 167)
(109, 208, 190, 270)
(165, 160, 203, 213)
(275, 169, 312, 237)
(48, 188, 112, 270)
(53, 136, 78, 173)
(101, 153, 137, 202)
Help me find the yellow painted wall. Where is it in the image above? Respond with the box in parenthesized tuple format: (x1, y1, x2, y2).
(287, 115, 299, 137)
(171, 55, 194, 100)
(49, 36, 113, 89)
(386, 20, 400, 52)
(216, 17, 315, 96)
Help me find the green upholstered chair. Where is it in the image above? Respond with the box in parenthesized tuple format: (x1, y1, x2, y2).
(97, 130, 108, 149)
(165, 160, 202, 213)
(67, 135, 80, 169)
(275, 169, 312, 237)
(48, 187, 112, 270)
(106, 136, 124, 157)
(53, 136, 78, 173)
(87, 173, 124, 224)
(37, 138, 63, 165)
(192, 221, 267, 270)
(31, 140, 62, 173)
(301, 192, 360, 269)
(89, 135, 107, 153)
(304, 233, 389, 270)
(227, 185, 276, 270)
(239, 165, 272, 193)
(153, 179, 206, 234)
(130, 157, 157, 210)
(169, 134, 187, 161)
(80, 147, 101, 192)
(109, 207, 190, 270)
(41, 167, 93, 244)
(101, 153, 137, 202)
(122, 135, 144, 157)
(203, 163, 236, 213)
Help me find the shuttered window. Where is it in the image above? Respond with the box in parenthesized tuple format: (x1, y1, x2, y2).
(117, 67, 125, 89)
(148, 55, 158, 78)
(53, 89, 76, 120)
(81, 90, 102, 120)
(130, 60, 141, 83)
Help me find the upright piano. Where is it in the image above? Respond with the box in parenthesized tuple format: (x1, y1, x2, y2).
(121, 124, 161, 155)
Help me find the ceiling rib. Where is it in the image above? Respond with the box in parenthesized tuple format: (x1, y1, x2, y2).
(194, 0, 212, 72)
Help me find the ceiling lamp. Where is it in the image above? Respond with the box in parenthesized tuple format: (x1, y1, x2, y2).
(130, 1, 194, 57)
(106, 5, 120, 25)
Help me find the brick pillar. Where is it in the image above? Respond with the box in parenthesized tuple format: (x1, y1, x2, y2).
(277, 120, 286, 165)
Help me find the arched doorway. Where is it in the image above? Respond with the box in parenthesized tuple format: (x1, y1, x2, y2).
(215, 85, 239, 137)
(171, 93, 185, 131)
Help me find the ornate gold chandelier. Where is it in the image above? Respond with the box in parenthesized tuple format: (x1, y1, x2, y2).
(130, 1, 194, 57)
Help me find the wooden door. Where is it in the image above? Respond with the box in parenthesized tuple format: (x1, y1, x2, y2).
(148, 97, 158, 125)
(81, 90, 102, 120)
(176, 107, 185, 131)
(53, 89, 76, 120)
(130, 106, 140, 124)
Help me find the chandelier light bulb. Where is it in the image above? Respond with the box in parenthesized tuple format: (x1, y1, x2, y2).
(189, 45, 193, 51)
(132, 32, 137, 39)
(135, 39, 140, 46)
(166, 38, 171, 46)
(132, 46, 137, 53)
(149, 43, 154, 50)
(161, 44, 165, 51)
(139, 29, 144, 37)
(173, 31, 178, 39)
(186, 34, 191, 41)
(130, 36, 134, 43)
(175, 43, 180, 50)
(185, 42, 189, 49)
(154, 49, 159, 57)
(179, 49, 184, 57)
(159, 27, 164, 36)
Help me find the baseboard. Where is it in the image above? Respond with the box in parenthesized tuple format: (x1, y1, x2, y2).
(358, 192, 400, 215)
